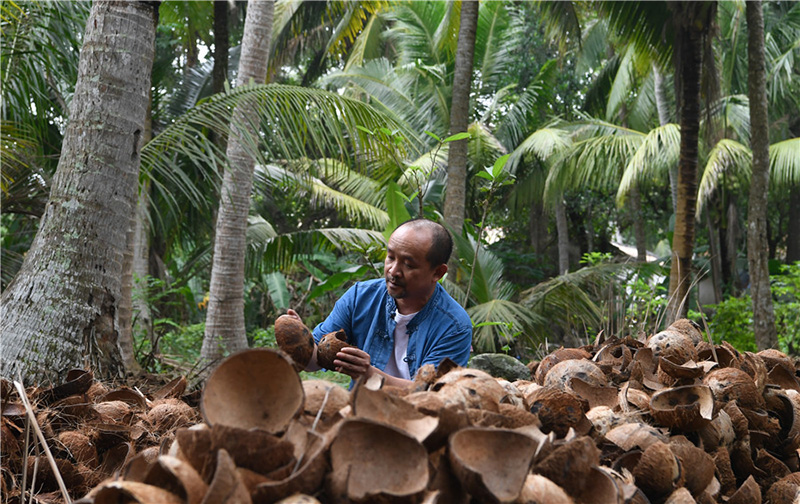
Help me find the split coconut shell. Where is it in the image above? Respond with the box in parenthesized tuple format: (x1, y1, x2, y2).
(202, 348, 304, 434)
(316, 330, 353, 371)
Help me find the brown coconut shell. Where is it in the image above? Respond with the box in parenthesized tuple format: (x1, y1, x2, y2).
(202, 348, 304, 434)
(649, 385, 714, 431)
(698, 409, 735, 450)
(316, 329, 354, 371)
(302, 379, 350, 421)
(203, 449, 252, 504)
(40, 368, 94, 404)
(58, 430, 99, 468)
(542, 358, 607, 392)
(92, 481, 184, 504)
(151, 376, 188, 401)
(448, 427, 538, 502)
(533, 347, 592, 385)
(765, 472, 800, 504)
(275, 314, 316, 371)
(728, 474, 761, 504)
(252, 423, 329, 502)
(432, 368, 506, 412)
(646, 330, 697, 365)
(145, 398, 198, 433)
(528, 386, 590, 438)
(532, 436, 600, 499)
(632, 441, 683, 500)
(669, 440, 715, 496)
(703, 367, 765, 410)
(516, 474, 574, 503)
(351, 384, 438, 443)
(605, 421, 667, 452)
(327, 418, 428, 503)
(209, 423, 296, 476)
(140, 455, 208, 504)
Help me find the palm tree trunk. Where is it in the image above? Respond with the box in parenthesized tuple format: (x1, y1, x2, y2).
(746, 0, 778, 349)
(556, 197, 569, 275)
(202, 0, 274, 365)
(667, 3, 711, 323)
(788, 184, 800, 263)
(0, 1, 157, 383)
(443, 0, 479, 241)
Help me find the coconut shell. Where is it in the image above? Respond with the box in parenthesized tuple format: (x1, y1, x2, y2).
(632, 441, 682, 500)
(275, 314, 316, 371)
(534, 347, 592, 385)
(92, 481, 184, 504)
(528, 386, 590, 438)
(516, 474, 574, 503)
(543, 359, 607, 393)
(532, 436, 599, 498)
(141, 455, 208, 504)
(203, 449, 252, 504)
(649, 385, 714, 431)
(669, 441, 715, 496)
(703, 367, 764, 409)
(316, 329, 353, 371)
(328, 418, 428, 503)
(448, 427, 538, 502)
(728, 474, 761, 504)
(765, 472, 800, 504)
(646, 330, 697, 365)
(58, 430, 99, 468)
(202, 348, 304, 434)
(302, 379, 350, 420)
(351, 384, 438, 443)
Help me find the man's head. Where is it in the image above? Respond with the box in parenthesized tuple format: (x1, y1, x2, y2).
(384, 219, 451, 313)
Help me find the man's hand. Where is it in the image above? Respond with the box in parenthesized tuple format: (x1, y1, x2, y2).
(333, 346, 373, 379)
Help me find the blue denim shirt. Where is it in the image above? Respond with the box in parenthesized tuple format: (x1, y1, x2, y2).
(311, 278, 472, 378)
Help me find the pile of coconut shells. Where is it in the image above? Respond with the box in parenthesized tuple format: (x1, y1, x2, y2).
(5, 318, 800, 503)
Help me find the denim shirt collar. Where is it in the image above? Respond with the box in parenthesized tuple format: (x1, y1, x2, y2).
(385, 283, 440, 332)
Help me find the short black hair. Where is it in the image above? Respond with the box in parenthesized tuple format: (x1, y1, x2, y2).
(395, 218, 453, 267)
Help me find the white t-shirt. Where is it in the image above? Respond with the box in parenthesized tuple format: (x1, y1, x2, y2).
(383, 310, 417, 380)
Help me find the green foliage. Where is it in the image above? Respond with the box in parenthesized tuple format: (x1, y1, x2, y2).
(698, 263, 800, 355)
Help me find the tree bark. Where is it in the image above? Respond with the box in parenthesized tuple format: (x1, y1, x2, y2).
(443, 0, 479, 242)
(788, 184, 800, 263)
(202, 0, 274, 365)
(667, 3, 709, 323)
(0, 1, 157, 383)
(556, 197, 570, 275)
(746, 0, 778, 350)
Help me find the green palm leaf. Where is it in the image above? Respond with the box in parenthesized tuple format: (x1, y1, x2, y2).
(468, 299, 544, 353)
(769, 137, 800, 187)
(617, 123, 681, 203)
(696, 139, 752, 218)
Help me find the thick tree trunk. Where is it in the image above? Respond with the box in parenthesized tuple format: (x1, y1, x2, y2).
(443, 0, 479, 242)
(746, 0, 778, 350)
(202, 0, 274, 365)
(667, 6, 706, 323)
(0, 1, 157, 383)
(556, 197, 570, 275)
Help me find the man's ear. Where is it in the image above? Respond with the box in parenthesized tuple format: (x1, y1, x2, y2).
(433, 263, 447, 282)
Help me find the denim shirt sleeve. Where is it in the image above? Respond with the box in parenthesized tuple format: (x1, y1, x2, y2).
(417, 326, 472, 369)
(311, 285, 357, 344)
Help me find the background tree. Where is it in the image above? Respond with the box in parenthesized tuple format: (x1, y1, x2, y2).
(202, 0, 276, 365)
(0, 1, 158, 383)
(746, 0, 777, 350)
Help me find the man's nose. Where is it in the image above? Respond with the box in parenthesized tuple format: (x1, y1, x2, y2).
(387, 262, 401, 276)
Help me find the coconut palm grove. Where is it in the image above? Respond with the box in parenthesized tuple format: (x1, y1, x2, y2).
(1, 1, 800, 503)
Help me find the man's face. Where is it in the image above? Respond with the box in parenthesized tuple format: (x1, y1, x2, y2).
(384, 226, 441, 306)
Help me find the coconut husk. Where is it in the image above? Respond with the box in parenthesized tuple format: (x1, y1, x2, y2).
(151, 376, 188, 401)
(534, 347, 592, 385)
(351, 384, 438, 443)
(431, 368, 506, 412)
(571, 376, 620, 410)
(669, 440, 715, 496)
(698, 409, 735, 451)
(765, 472, 800, 504)
(646, 330, 697, 365)
(202, 449, 252, 504)
(58, 430, 99, 468)
(727, 474, 761, 504)
(528, 386, 591, 438)
(140, 455, 208, 504)
(448, 427, 538, 502)
(632, 441, 683, 501)
(303, 380, 350, 420)
(327, 418, 428, 503)
(202, 348, 304, 434)
(92, 480, 184, 504)
(97, 440, 135, 480)
(208, 424, 295, 476)
(533, 436, 599, 499)
(316, 330, 353, 371)
(26, 455, 85, 496)
(99, 387, 148, 410)
(740, 352, 768, 394)
(542, 359, 607, 393)
(667, 319, 704, 345)
(703, 367, 765, 410)
(251, 425, 329, 502)
(649, 385, 714, 432)
(275, 315, 316, 372)
(516, 474, 574, 504)
(274, 496, 322, 504)
(146, 398, 199, 434)
(426, 446, 469, 504)
(40, 369, 94, 404)
(174, 425, 215, 482)
(605, 422, 667, 452)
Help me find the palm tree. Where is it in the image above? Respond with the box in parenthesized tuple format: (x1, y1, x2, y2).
(443, 0, 479, 240)
(0, 1, 158, 383)
(201, 0, 276, 365)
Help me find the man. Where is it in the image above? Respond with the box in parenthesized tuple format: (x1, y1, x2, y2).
(287, 218, 472, 387)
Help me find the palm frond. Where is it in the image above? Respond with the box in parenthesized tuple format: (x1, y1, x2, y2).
(606, 45, 637, 122)
(344, 11, 384, 70)
(507, 125, 571, 175)
(534, 0, 582, 53)
(770, 137, 800, 188)
(475, 0, 519, 91)
(494, 59, 558, 148)
(249, 226, 386, 273)
(696, 139, 752, 218)
(254, 163, 389, 229)
(617, 123, 681, 204)
(384, 1, 447, 66)
(468, 299, 544, 353)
